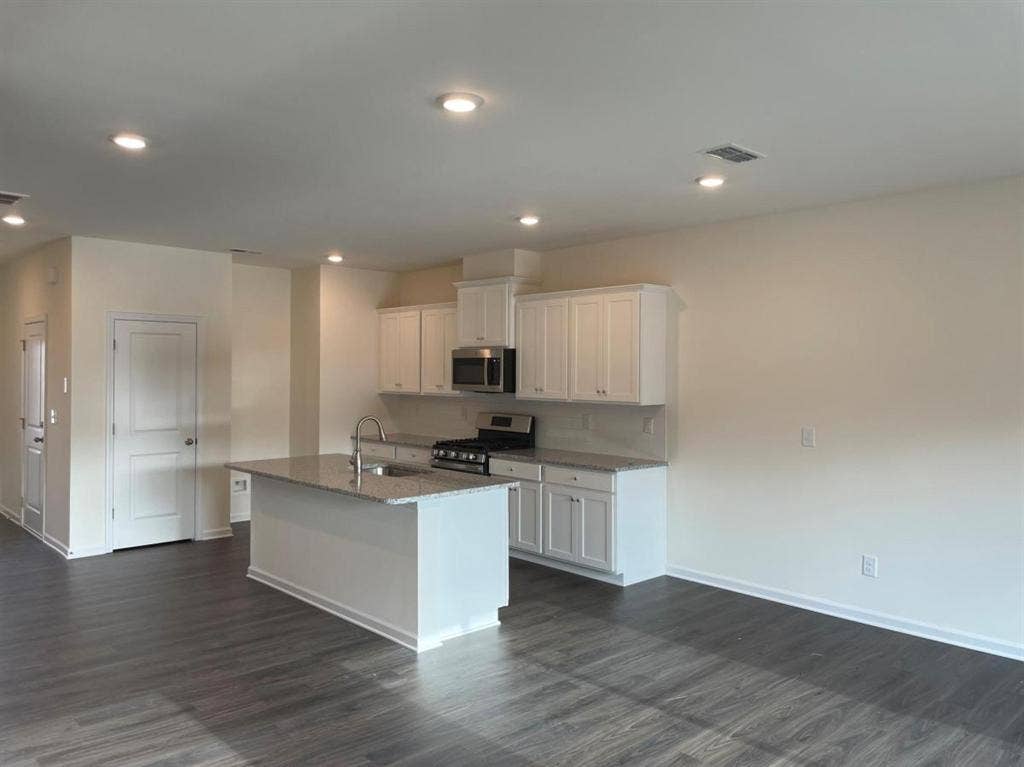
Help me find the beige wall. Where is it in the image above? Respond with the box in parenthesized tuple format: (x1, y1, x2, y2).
(231, 263, 291, 520)
(536, 176, 1023, 651)
(0, 239, 72, 550)
(391, 262, 460, 306)
(69, 237, 233, 552)
(289, 267, 321, 456)
(318, 265, 399, 452)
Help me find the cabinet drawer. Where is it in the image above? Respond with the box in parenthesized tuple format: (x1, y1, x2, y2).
(395, 445, 430, 464)
(360, 442, 396, 460)
(543, 465, 614, 493)
(489, 458, 542, 482)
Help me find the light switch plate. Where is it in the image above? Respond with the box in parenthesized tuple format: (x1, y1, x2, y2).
(643, 416, 655, 435)
(801, 426, 816, 448)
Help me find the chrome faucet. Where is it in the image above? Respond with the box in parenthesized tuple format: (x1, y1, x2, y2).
(351, 415, 387, 474)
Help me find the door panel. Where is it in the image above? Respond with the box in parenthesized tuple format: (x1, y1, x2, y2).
(420, 309, 445, 393)
(570, 295, 602, 401)
(602, 292, 640, 403)
(458, 287, 484, 345)
(378, 313, 398, 391)
(514, 481, 542, 553)
(22, 320, 45, 536)
(539, 299, 568, 399)
(543, 486, 576, 563)
(577, 490, 614, 572)
(482, 284, 508, 345)
(397, 311, 421, 392)
(516, 302, 538, 396)
(113, 320, 197, 549)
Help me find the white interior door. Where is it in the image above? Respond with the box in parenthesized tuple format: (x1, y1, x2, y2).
(21, 320, 46, 537)
(113, 319, 198, 549)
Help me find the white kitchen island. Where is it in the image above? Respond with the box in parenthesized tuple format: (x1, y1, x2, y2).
(226, 454, 517, 652)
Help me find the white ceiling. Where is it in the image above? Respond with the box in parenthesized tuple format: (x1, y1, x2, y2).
(1, 1, 1021, 270)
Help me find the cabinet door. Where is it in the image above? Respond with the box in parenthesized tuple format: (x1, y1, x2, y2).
(397, 311, 421, 392)
(516, 301, 539, 398)
(576, 489, 615, 572)
(602, 292, 640, 403)
(421, 308, 452, 394)
(569, 294, 603, 402)
(538, 298, 568, 400)
(510, 480, 542, 554)
(458, 287, 485, 346)
(378, 313, 399, 392)
(543, 486, 576, 563)
(482, 284, 509, 345)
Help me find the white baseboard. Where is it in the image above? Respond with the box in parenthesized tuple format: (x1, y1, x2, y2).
(43, 532, 70, 558)
(67, 544, 111, 559)
(229, 511, 251, 523)
(666, 564, 1023, 662)
(196, 527, 233, 541)
(0, 503, 20, 523)
(510, 550, 626, 586)
(247, 566, 429, 652)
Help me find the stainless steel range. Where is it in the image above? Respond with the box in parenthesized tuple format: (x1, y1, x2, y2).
(431, 413, 535, 474)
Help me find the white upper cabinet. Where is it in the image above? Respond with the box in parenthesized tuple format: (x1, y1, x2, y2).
(456, 279, 530, 347)
(378, 309, 421, 393)
(517, 297, 568, 400)
(420, 305, 458, 395)
(521, 284, 670, 405)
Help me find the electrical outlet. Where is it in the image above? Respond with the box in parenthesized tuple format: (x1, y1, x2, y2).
(642, 416, 655, 435)
(861, 554, 878, 578)
(582, 414, 593, 431)
(801, 426, 816, 448)
(232, 478, 249, 494)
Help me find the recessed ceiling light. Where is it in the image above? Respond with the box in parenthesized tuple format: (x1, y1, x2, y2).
(518, 215, 540, 226)
(696, 175, 725, 189)
(2, 211, 26, 226)
(326, 253, 344, 263)
(437, 92, 484, 113)
(111, 133, 148, 151)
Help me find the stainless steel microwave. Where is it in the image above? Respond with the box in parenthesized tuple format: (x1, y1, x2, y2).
(452, 347, 516, 393)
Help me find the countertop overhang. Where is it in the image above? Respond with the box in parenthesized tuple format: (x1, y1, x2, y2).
(226, 454, 517, 505)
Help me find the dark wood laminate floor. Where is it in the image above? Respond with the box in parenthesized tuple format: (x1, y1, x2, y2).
(1, 520, 1022, 767)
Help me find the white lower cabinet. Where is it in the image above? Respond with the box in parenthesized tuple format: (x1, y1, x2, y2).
(542, 484, 614, 572)
(492, 459, 667, 586)
(508, 479, 542, 554)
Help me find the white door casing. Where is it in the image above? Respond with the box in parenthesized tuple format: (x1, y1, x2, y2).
(21, 320, 46, 537)
(112, 319, 198, 549)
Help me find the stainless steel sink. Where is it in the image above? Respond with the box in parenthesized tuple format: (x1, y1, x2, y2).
(360, 464, 430, 478)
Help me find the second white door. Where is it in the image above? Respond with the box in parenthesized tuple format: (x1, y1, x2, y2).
(112, 319, 198, 549)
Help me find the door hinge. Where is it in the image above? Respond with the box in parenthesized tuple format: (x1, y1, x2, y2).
(20, 417, 25, 430)
(112, 423, 116, 436)
(21, 339, 26, 351)
(112, 338, 117, 352)
(112, 508, 115, 519)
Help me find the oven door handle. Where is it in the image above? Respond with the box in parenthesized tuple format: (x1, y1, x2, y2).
(430, 458, 487, 474)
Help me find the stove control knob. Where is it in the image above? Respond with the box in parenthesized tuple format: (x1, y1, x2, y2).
(466, 453, 478, 461)
(445, 450, 457, 458)
(457, 451, 469, 460)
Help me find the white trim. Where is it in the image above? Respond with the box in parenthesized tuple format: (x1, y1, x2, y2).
(0, 502, 20, 523)
(510, 550, 627, 586)
(196, 526, 233, 540)
(247, 566, 429, 652)
(666, 564, 1024, 662)
(105, 312, 203, 553)
(21, 315, 47, 541)
(514, 282, 680, 304)
(229, 511, 251, 523)
(66, 544, 110, 559)
(43, 532, 70, 558)
(453, 276, 539, 288)
(376, 301, 456, 314)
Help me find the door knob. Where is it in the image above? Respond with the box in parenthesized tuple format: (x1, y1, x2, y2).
(33, 437, 44, 443)
(184, 438, 195, 446)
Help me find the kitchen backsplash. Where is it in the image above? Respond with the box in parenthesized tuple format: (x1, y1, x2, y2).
(379, 394, 667, 460)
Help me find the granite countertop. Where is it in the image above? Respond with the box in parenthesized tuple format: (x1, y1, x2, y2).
(490, 447, 667, 473)
(348, 433, 446, 449)
(226, 454, 516, 505)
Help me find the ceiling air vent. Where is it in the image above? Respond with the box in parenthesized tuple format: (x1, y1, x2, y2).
(702, 144, 763, 164)
(0, 190, 29, 206)
(228, 247, 264, 256)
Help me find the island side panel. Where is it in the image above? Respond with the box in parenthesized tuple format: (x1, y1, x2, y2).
(248, 475, 421, 650)
(416, 487, 510, 648)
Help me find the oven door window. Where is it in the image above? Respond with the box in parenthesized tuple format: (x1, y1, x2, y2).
(453, 357, 485, 387)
